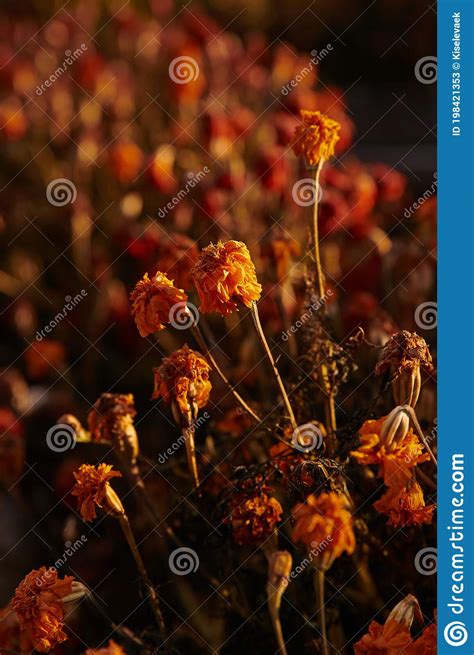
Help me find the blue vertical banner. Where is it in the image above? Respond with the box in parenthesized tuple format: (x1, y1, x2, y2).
(438, 0, 474, 652)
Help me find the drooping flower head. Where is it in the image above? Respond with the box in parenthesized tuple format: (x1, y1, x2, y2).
(71, 463, 123, 522)
(11, 568, 77, 652)
(225, 491, 283, 546)
(130, 271, 188, 337)
(191, 240, 262, 314)
(373, 479, 435, 527)
(292, 492, 355, 569)
(85, 639, 126, 654)
(152, 344, 211, 416)
(291, 110, 341, 166)
(88, 393, 139, 463)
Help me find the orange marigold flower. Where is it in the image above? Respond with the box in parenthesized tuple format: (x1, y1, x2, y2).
(85, 639, 126, 654)
(354, 619, 414, 655)
(87, 393, 138, 463)
(354, 594, 423, 655)
(71, 463, 123, 522)
(373, 480, 435, 527)
(130, 271, 188, 337)
(291, 110, 341, 166)
(351, 418, 430, 488)
(292, 492, 355, 569)
(191, 240, 262, 315)
(225, 492, 283, 546)
(11, 568, 74, 653)
(152, 344, 211, 415)
(411, 616, 437, 654)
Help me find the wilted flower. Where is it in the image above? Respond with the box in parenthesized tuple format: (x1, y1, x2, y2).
(130, 271, 188, 337)
(85, 639, 126, 654)
(88, 393, 138, 463)
(351, 416, 430, 488)
(191, 240, 262, 314)
(375, 331, 434, 407)
(354, 594, 423, 654)
(11, 568, 84, 653)
(71, 463, 124, 522)
(152, 344, 211, 416)
(225, 491, 283, 545)
(374, 479, 435, 527)
(291, 110, 340, 166)
(292, 492, 355, 569)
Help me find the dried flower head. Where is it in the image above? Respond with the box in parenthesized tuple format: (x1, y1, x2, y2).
(291, 110, 341, 166)
(88, 393, 138, 463)
(71, 463, 123, 522)
(351, 417, 430, 488)
(191, 240, 262, 314)
(11, 568, 74, 653)
(292, 492, 355, 569)
(85, 639, 126, 654)
(374, 479, 435, 527)
(152, 344, 211, 416)
(375, 330, 434, 377)
(225, 492, 283, 546)
(130, 271, 188, 337)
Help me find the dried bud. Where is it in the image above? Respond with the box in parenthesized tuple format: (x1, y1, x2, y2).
(387, 594, 423, 630)
(267, 551, 292, 613)
(392, 365, 421, 407)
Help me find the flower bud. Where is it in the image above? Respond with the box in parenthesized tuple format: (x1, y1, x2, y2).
(380, 406, 411, 450)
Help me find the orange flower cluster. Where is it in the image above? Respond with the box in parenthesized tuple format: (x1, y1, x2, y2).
(152, 344, 211, 416)
(192, 240, 262, 314)
(130, 271, 188, 337)
(85, 639, 126, 654)
(225, 492, 283, 545)
(11, 568, 74, 653)
(71, 463, 123, 522)
(292, 492, 355, 569)
(352, 418, 435, 527)
(291, 110, 341, 166)
(88, 393, 139, 463)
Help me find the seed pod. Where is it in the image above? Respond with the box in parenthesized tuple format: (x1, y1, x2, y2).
(387, 594, 423, 629)
(392, 364, 421, 407)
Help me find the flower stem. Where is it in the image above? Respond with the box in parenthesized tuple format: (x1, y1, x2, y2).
(118, 513, 166, 638)
(250, 301, 298, 431)
(314, 567, 329, 655)
(191, 324, 261, 423)
(183, 423, 200, 490)
(309, 160, 337, 437)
